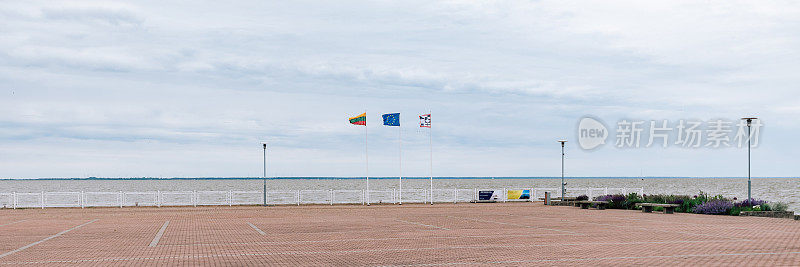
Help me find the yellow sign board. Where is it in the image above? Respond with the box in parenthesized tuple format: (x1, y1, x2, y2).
(507, 189, 531, 200)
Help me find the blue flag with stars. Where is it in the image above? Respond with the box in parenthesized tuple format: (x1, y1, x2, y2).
(382, 113, 400, 126)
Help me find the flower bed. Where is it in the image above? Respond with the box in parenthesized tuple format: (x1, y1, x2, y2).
(589, 191, 789, 216)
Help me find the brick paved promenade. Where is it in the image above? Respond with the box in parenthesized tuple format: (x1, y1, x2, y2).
(0, 203, 798, 266)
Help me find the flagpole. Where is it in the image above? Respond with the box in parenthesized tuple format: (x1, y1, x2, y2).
(429, 112, 433, 205)
(365, 110, 369, 205)
(262, 143, 267, 207)
(399, 118, 402, 205)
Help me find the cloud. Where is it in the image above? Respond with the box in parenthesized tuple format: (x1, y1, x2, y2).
(1, 1, 799, 178)
(40, 4, 142, 27)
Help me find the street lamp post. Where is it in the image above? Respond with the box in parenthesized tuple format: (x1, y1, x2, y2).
(558, 140, 567, 198)
(262, 143, 267, 206)
(741, 118, 757, 201)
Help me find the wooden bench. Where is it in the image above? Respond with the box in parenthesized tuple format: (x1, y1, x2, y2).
(636, 203, 680, 214)
(575, 200, 609, 210)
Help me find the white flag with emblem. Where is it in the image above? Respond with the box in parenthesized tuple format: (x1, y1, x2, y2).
(419, 114, 431, 128)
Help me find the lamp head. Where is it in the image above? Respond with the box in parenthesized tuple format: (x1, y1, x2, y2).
(557, 140, 567, 146)
(741, 117, 757, 126)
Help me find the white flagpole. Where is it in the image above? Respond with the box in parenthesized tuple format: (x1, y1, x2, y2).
(365, 110, 369, 205)
(429, 112, 433, 205)
(399, 116, 402, 205)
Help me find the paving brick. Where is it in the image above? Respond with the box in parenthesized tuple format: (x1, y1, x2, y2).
(0, 203, 798, 266)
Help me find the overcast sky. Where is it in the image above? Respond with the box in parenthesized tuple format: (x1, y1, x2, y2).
(2, 1, 799, 178)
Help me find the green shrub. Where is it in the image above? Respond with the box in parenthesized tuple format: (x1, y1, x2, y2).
(769, 202, 789, 212)
(643, 194, 667, 203)
(729, 206, 743, 216)
(759, 204, 770, 211)
(694, 191, 729, 203)
(596, 194, 627, 209)
(680, 197, 704, 213)
(623, 193, 643, 210)
(729, 204, 767, 216)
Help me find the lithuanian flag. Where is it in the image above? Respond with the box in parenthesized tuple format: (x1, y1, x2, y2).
(349, 113, 366, 125)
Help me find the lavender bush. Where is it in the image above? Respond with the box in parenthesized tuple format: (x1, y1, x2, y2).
(596, 195, 611, 202)
(693, 200, 733, 215)
(596, 195, 625, 202)
(735, 199, 767, 207)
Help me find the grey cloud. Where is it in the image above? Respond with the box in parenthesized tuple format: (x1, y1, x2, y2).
(40, 6, 142, 26)
(1, 1, 800, 177)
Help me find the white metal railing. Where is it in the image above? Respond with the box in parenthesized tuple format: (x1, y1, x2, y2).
(231, 191, 261, 205)
(332, 190, 363, 205)
(300, 190, 329, 205)
(196, 191, 229, 206)
(44, 192, 82, 208)
(367, 190, 394, 204)
(160, 191, 193, 207)
(123, 191, 158, 207)
(0, 187, 644, 209)
(401, 189, 427, 204)
(455, 189, 475, 202)
(431, 189, 456, 203)
(83, 192, 118, 207)
(0, 193, 14, 209)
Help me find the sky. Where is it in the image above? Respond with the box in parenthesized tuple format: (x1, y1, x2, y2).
(1, 1, 799, 178)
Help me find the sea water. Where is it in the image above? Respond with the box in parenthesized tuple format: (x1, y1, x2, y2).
(0, 178, 797, 213)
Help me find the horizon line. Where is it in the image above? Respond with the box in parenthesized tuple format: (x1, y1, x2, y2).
(0, 176, 797, 181)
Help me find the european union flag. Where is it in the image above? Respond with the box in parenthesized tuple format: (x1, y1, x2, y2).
(382, 113, 400, 126)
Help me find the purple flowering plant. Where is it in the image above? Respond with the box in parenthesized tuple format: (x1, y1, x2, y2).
(693, 200, 734, 215)
(735, 199, 767, 208)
